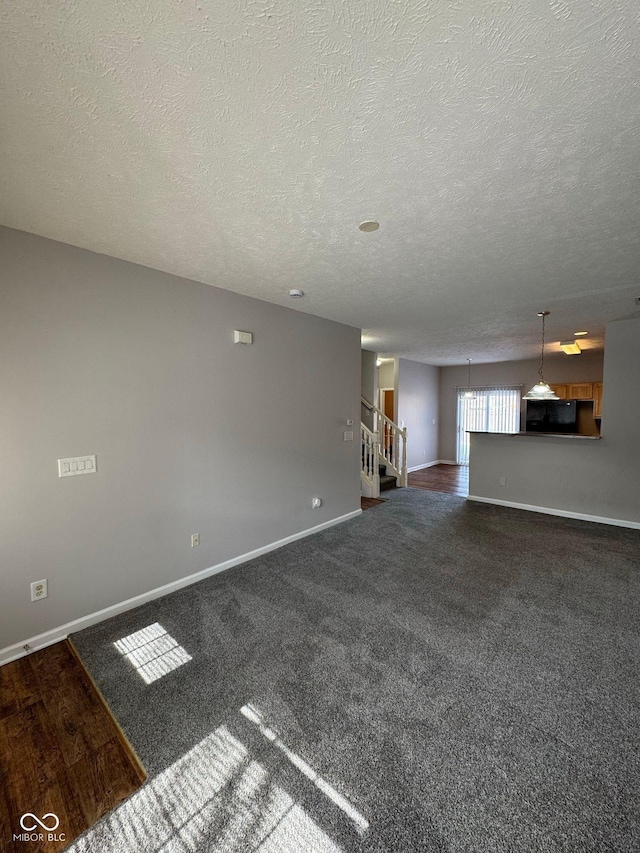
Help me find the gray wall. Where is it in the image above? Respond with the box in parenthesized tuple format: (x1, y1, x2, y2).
(468, 317, 639, 525)
(377, 360, 395, 391)
(439, 351, 605, 461)
(361, 349, 377, 431)
(0, 227, 361, 652)
(397, 359, 440, 469)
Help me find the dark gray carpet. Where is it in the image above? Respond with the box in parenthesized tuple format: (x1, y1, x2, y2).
(70, 489, 640, 852)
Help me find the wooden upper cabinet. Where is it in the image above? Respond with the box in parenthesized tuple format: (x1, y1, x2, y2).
(567, 382, 594, 400)
(550, 384, 568, 399)
(593, 382, 603, 418)
(548, 381, 602, 408)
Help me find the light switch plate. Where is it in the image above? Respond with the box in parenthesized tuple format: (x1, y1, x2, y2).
(343, 431, 354, 441)
(234, 330, 253, 344)
(58, 455, 97, 477)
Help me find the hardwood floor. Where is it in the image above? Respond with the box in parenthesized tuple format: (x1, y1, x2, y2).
(408, 464, 469, 497)
(0, 640, 145, 852)
(361, 496, 387, 511)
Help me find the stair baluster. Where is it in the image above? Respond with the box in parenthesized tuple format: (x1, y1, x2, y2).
(360, 397, 408, 495)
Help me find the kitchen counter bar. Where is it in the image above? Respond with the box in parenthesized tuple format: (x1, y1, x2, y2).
(469, 431, 601, 439)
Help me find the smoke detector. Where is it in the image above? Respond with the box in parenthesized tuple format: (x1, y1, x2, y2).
(288, 289, 304, 298)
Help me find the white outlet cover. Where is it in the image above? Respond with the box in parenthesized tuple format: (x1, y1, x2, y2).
(30, 579, 48, 601)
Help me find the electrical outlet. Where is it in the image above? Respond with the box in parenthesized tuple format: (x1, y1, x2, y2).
(499, 477, 507, 487)
(30, 579, 48, 601)
(191, 533, 200, 547)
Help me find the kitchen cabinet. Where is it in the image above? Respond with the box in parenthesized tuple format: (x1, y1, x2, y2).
(593, 382, 603, 418)
(548, 380, 603, 418)
(567, 382, 593, 400)
(550, 384, 568, 399)
(549, 382, 600, 402)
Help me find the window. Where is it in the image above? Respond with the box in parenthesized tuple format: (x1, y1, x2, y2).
(456, 387, 521, 465)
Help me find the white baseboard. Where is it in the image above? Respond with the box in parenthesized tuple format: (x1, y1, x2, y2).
(467, 495, 640, 530)
(0, 509, 362, 666)
(407, 460, 440, 473)
(407, 460, 461, 473)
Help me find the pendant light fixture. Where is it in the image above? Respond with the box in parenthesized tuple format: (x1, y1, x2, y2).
(523, 311, 559, 400)
(464, 358, 475, 398)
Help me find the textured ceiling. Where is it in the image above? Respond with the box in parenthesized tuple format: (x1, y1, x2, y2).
(1, 0, 639, 364)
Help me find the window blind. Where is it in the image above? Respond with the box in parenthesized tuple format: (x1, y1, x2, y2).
(456, 386, 521, 465)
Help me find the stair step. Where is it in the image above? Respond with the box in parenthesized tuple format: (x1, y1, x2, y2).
(379, 475, 397, 491)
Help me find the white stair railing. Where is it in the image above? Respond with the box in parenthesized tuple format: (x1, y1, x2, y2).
(376, 409, 408, 487)
(360, 422, 381, 498)
(360, 397, 408, 491)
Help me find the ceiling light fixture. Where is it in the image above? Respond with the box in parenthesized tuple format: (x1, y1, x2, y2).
(288, 288, 304, 298)
(523, 311, 559, 400)
(464, 358, 475, 399)
(560, 340, 582, 355)
(573, 331, 588, 336)
(376, 359, 382, 367)
(359, 221, 379, 232)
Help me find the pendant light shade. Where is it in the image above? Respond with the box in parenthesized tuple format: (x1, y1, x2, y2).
(523, 311, 559, 400)
(523, 380, 559, 400)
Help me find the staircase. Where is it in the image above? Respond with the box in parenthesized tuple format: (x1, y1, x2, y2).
(378, 463, 398, 492)
(360, 397, 408, 498)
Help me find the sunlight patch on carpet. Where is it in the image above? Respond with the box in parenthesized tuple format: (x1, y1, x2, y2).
(241, 703, 369, 834)
(68, 723, 344, 852)
(114, 622, 192, 684)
